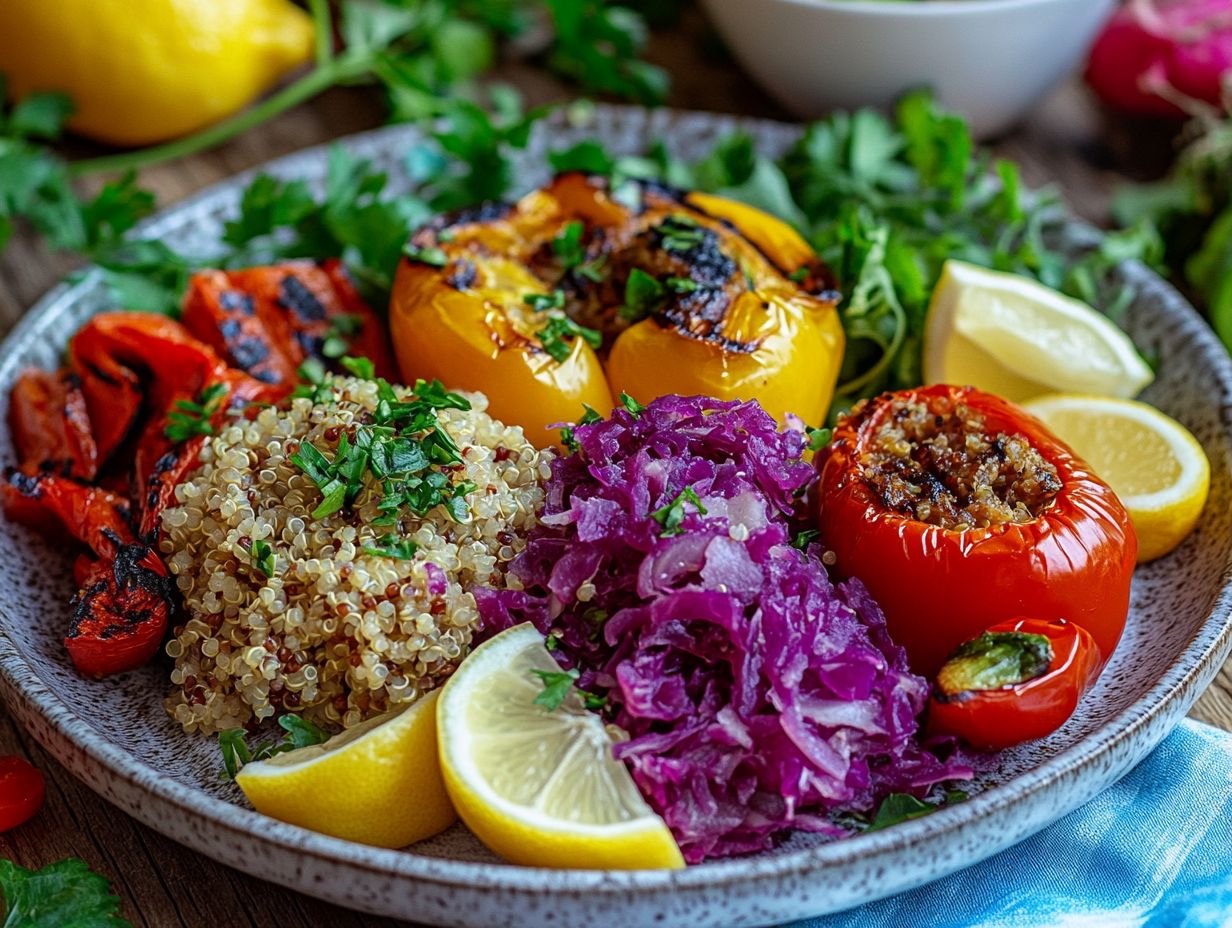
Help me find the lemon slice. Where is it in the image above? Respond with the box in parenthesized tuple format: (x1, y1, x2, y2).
(436, 623, 684, 870)
(924, 260, 1154, 401)
(235, 690, 456, 848)
(1023, 394, 1210, 563)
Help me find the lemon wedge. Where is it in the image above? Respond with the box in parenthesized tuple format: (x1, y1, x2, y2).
(235, 690, 456, 848)
(1023, 394, 1210, 563)
(436, 623, 684, 870)
(924, 260, 1154, 402)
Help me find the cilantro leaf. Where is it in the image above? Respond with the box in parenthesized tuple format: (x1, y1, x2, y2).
(619, 392, 644, 416)
(537, 314, 602, 362)
(524, 290, 566, 312)
(217, 715, 331, 780)
(164, 382, 228, 443)
(544, 1, 668, 105)
(866, 793, 940, 832)
(621, 267, 665, 322)
(552, 220, 586, 268)
(650, 486, 707, 537)
(531, 667, 580, 711)
(362, 534, 419, 559)
(251, 539, 275, 578)
(807, 427, 833, 452)
(340, 355, 376, 380)
(792, 529, 820, 551)
(0, 857, 130, 928)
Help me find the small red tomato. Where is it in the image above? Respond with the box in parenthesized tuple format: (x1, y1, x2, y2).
(0, 756, 46, 831)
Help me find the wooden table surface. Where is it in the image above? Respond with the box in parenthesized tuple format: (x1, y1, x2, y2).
(1, 14, 1230, 927)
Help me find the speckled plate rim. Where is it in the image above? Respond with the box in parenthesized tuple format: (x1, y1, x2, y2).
(1, 105, 1231, 916)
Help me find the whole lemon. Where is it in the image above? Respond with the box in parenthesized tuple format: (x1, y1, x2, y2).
(0, 0, 314, 146)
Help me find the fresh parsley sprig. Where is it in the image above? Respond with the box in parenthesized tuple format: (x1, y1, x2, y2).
(218, 715, 332, 780)
(0, 857, 131, 928)
(164, 382, 228, 443)
(537, 314, 603, 362)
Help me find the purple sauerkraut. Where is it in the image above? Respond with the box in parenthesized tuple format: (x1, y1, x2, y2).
(474, 395, 972, 862)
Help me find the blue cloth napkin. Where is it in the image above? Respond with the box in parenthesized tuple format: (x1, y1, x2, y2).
(792, 719, 1232, 928)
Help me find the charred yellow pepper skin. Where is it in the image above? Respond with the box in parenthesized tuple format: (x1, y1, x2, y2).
(389, 173, 844, 448)
(391, 257, 613, 450)
(607, 292, 844, 426)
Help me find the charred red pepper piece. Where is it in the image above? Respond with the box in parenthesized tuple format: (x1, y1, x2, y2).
(182, 258, 396, 388)
(67, 313, 269, 469)
(816, 384, 1137, 678)
(1, 472, 174, 677)
(8, 369, 97, 480)
(68, 541, 175, 677)
(928, 617, 1101, 750)
(2, 472, 134, 555)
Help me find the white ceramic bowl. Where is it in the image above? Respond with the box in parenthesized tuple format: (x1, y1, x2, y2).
(700, 0, 1118, 138)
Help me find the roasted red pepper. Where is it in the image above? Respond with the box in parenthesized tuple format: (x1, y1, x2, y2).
(816, 384, 1137, 677)
(0, 756, 45, 832)
(928, 617, 1101, 750)
(3, 260, 387, 678)
(182, 259, 397, 389)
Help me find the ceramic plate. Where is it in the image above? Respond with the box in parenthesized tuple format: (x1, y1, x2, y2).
(1, 106, 1230, 928)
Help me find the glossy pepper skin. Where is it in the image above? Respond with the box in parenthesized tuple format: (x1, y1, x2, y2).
(389, 172, 845, 448)
(816, 384, 1137, 677)
(0, 756, 45, 832)
(928, 618, 1101, 750)
(4, 262, 389, 677)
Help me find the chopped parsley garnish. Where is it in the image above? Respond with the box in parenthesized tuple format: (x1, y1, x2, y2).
(807, 427, 833, 452)
(619, 392, 644, 417)
(792, 529, 820, 551)
(621, 267, 666, 322)
(523, 290, 566, 312)
(251, 539, 275, 577)
(664, 275, 699, 293)
(530, 666, 605, 712)
(538, 315, 602, 362)
(657, 214, 706, 252)
(552, 221, 609, 282)
(218, 714, 331, 780)
(403, 243, 448, 267)
(559, 404, 603, 452)
(362, 534, 419, 559)
(292, 357, 334, 403)
(340, 354, 376, 380)
(650, 487, 707, 537)
(321, 313, 364, 359)
(531, 667, 580, 711)
(164, 382, 228, 442)
(291, 378, 475, 524)
(552, 221, 586, 269)
(576, 254, 609, 283)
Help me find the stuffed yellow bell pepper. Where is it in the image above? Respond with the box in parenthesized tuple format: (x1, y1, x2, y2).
(389, 173, 844, 448)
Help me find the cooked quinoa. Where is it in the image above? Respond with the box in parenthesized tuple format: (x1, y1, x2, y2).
(861, 397, 1061, 530)
(159, 377, 550, 734)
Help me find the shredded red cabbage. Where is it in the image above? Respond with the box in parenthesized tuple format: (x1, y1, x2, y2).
(475, 395, 972, 862)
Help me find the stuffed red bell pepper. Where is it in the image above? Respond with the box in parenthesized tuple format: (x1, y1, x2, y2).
(815, 384, 1137, 681)
(927, 617, 1101, 750)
